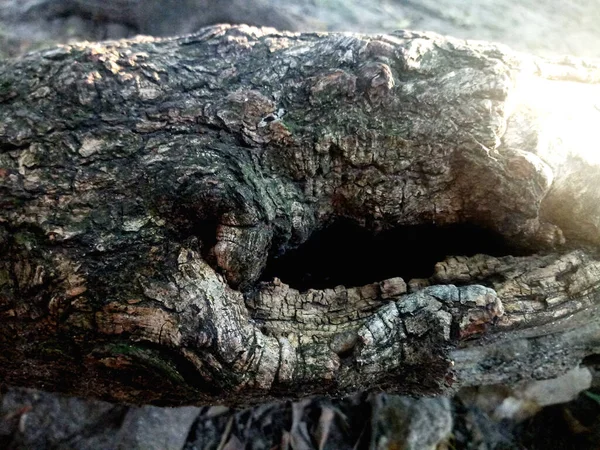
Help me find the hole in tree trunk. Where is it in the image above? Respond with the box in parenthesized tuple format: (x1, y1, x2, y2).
(260, 220, 524, 292)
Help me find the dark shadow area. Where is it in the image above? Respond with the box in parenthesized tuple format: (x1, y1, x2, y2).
(261, 220, 523, 291)
(520, 388, 600, 450)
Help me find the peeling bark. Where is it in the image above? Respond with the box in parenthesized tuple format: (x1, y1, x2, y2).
(1, 24, 600, 405)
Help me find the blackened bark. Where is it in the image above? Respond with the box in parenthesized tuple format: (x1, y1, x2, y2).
(1, 24, 600, 405)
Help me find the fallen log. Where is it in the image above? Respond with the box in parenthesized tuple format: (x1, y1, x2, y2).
(1, 24, 599, 405)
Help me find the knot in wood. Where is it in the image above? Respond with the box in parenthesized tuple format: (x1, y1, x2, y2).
(309, 69, 357, 105)
(357, 62, 395, 105)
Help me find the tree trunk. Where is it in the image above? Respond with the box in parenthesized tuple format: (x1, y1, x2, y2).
(1, 24, 600, 406)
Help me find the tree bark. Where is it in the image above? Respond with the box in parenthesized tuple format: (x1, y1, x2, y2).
(1, 24, 600, 406)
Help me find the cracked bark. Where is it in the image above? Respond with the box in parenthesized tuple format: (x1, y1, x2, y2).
(1, 24, 600, 406)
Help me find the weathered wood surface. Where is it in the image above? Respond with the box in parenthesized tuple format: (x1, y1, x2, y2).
(1, 24, 600, 405)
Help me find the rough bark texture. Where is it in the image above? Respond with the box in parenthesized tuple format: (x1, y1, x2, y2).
(1, 24, 600, 406)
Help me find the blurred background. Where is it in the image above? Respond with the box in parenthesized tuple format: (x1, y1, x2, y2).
(1, 0, 600, 59)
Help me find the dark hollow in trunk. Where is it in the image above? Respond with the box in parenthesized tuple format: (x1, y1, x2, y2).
(260, 221, 521, 291)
